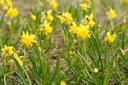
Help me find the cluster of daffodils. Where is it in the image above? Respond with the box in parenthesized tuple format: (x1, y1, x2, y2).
(0, 30, 37, 69)
(0, 0, 18, 19)
(1, 45, 23, 68)
(68, 13, 95, 40)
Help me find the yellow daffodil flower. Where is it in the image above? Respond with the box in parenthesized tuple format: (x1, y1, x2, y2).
(30, 14, 36, 21)
(94, 68, 98, 73)
(59, 12, 73, 25)
(69, 50, 76, 56)
(3, 5, 9, 11)
(77, 24, 90, 39)
(5, 0, 12, 7)
(49, 0, 58, 10)
(20, 31, 37, 47)
(80, 4, 90, 11)
(108, 9, 117, 19)
(8, 53, 23, 67)
(40, 21, 53, 35)
(105, 32, 116, 43)
(85, 13, 95, 27)
(69, 22, 78, 34)
(5, 7, 18, 19)
(120, 49, 124, 56)
(43, 10, 53, 22)
(1, 45, 14, 57)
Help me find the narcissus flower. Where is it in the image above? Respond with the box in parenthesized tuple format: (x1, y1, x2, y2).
(60, 80, 67, 85)
(105, 32, 116, 43)
(40, 21, 53, 35)
(85, 13, 95, 27)
(69, 22, 78, 34)
(20, 31, 36, 47)
(108, 9, 117, 19)
(30, 14, 36, 21)
(1, 45, 14, 57)
(80, 4, 90, 11)
(77, 24, 90, 39)
(69, 50, 76, 56)
(49, 0, 58, 10)
(59, 12, 73, 25)
(5, 7, 18, 19)
(43, 10, 53, 22)
(94, 68, 98, 73)
(120, 49, 124, 56)
(3, 5, 9, 11)
(8, 53, 23, 67)
(5, 0, 12, 7)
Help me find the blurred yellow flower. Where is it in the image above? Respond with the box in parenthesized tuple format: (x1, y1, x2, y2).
(69, 22, 78, 34)
(1, 45, 14, 57)
(85, 13, 95, 27)
(60, 12, 73, 25)
(30, 14, 36, 21)
(105, 32, 116, 43)
(80, 4, 90, 11)
(108, 9, 117, 19)
(120, 49, 124, 56)
(43, 10, 53, 22)
(77, 24, 90, 39)
(20, 31, 36, 47)
(3, 5, 9, 11)
(40, 21, 53, 35)
(69, 50, 76, 56)
(94, 68, 98, 73)
(5, 7, 18, 19)
(60, 80, 67, 85)
(8, 53, 23, 67)
(49, 0, 58, 10)
(5, 0, 12, 7)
